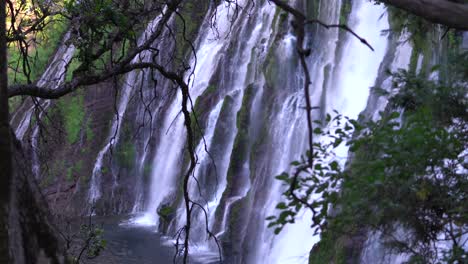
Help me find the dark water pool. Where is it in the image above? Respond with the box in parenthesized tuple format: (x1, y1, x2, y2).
(81, 216, 220, 264)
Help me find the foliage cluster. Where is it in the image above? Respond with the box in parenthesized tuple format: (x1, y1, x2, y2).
(64, 0, 142, 72)
(269, 66, 468, 263)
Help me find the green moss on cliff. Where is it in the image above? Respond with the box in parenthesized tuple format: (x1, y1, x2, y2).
(115, 134, 136, 170)
(86, 118, 95, 141)
(157, 205, 175, 221)
(66, 160, 84, 182)
(222, 85, 256, 198)
(58, 92, 85, 144)
(190, 84, 218, 148)
(306, 0, 320, 19)
(174, 1, 210, 59)
(339, 0, 352, 25)
(7, 19, 68, 84)
(309, 231, 346, 264)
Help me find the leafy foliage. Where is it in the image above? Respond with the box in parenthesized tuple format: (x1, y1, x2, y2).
(79, 225, 106, 259)
(267, 112, 357, 235)
(269, 69, 468, 263)
(64, 0, 141, 70)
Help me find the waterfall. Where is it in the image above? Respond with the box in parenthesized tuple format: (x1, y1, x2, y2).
(69, 0, 428, 262)
(88, 14, 168, 204)
(13, 32, 75, 137)
(131, 0, 256, 226)
(12, 32, 75, 181)
(248, 1, 390, 263)
(10, 0, 455, 261)
(87, 74, 133, 203)
(119, 0, 404, 262)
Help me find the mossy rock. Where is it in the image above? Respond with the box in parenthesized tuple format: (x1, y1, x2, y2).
(214, 85, 257, 232)
(174, 1, 211, 60)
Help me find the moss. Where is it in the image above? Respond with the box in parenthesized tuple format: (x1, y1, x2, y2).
(205, 84, 217, 94)
(236, 85, 255, 129)
(309, 231, 346, 264)
(7, 19, 69, 84)
(142, 164, 153, 184)
(66, 167, 73, 182)
(190, 84, 218, 147)
(248, 121, 269, 182)
(57, 92, 85, 144)
(116, 141, 136, 169)
(406, 28, 434, 76)
(223, 85, 256, 196)
(222, 193, 250, 259)
(65, 57, 81, 82)
(174, 1, 210, 60)
(408, 48, 420, 74)
(419, 42, 433, 78)
(227, 194, 248, 232)
(264, 48, 278, 88)
(41, 159, 65, 187)
(212, 89, 256, 227)
(279, 12, 288, 25)
(320, 64, 332, 121)
(271, 7, 281, 32)
(339, 0, 352, 25)
(306, 0, 321, 19)
(8, 97, 22, 114)
(66, 160, 84, 182)
(157, 205, 175, 221)
(86, 118, 95, 141)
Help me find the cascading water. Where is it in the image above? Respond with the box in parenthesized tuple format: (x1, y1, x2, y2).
(87, 70, 134, 203)
(12, 32, 75, 181)
(132, 0, 270, 227)
(78, 0, 420, 262)
(9, 0, 457, 261)
(246, 1, 389, 263)
(88, 14, 168, 204)
(13, 32, 75, 138)
(117, 0, 405, 262)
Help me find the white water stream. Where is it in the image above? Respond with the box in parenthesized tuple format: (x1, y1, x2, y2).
(88, 14, 167, 203)
(86, 0, 417, 262)
(13, 32, 75, 180)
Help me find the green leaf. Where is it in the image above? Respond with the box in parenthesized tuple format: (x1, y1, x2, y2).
(274, 227, 282, 234)
(389, 111, 400, 119)
(333, 138, 343, 148)
(290, 161, 300, 166)
(275, 173, 289, 181)
(276, 202, 287, 209)
(330, 161, 339, 171)
(313, 127, 323, 134)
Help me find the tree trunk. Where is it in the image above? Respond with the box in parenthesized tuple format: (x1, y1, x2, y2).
(1, 3, 67, 263)
(0, 0, 13, 261)
(8, 135, 68, 263)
